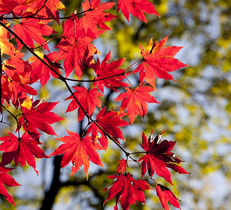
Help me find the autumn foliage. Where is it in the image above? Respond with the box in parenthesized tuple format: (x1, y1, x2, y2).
(0, 0, 189, 209)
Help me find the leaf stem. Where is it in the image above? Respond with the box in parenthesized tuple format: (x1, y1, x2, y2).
(130, 151, 147, 155)
(31, 36, 63, 50)
(1, 104, 18, 125)
(124, 74, 133, 89)
(125, 156, 129, 174)
(65, 73, 125, 82)
(124, 60, 142, 73)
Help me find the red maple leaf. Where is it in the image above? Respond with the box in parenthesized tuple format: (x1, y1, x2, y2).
(0, 0, 30, 16)
(0, 0, 29, 16)
(29, 53, 61, 87)
(61, 16, 102, 39)
(0, 132, 48, 175)
(0, 167, 20, 206)
(11, 18, 56, 50)
(25, 0, 65, 23)
(103, 173, 151, 210)
(116, 158, 128, 173)
(138, 132, 189, 184)
(0, 0, 22, 15)
(117, 0, 159, 22)
(87, 107, 129, 150)
(49, 130, 103, 178)
(65, 86, 103, 122)
(56, 20, 101, 78)
(3, 51, 27, 76)
(93, 51, 129, 93)
(77, 0, 116, 34)
(134, 36, 188, 88)
(156, 184, 181, 210)
(114, 83, 159, 124)
(0, 21, 15, 55)
(1, 71, 37, 108)
(18, 99, 64, 136)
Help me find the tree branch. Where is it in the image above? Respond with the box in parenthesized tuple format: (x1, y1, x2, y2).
(39, 156, 62, 210)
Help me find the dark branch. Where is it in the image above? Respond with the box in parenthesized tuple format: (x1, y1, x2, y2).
(39, 156, 62, 210)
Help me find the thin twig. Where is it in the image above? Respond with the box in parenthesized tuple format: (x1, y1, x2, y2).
(1, 104, 18, 122)
(65, 73, 125, 82)
(124, 74, 133, 89)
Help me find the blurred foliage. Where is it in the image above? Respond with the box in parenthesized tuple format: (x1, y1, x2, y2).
(1, 0, 231, 209)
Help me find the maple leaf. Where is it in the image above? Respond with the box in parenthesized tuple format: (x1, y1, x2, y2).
(156, 184, 181, 210)
(138, 132, 189, 184)
(0, 0, 35, 16)
(0, 0, 20, 15)
(1, 51, 37, 108)
(18, 99, 64, 136)
(0, 167, 20, 206)
(103, 173, 151, 210)
(77, 0, 116, 34)
(61, 13, 106, 40)
(65, 86, 103, 122)
(134, 36, 188, 88)
(87, 107, 129, 150)
(0, 22, 15, 55)
(56, 19, 101, 78)
(25, 0, 65, 23)
(3, 50, 26, 76)
(116, 158, 128, 173)
(93, 51, 129, 93)
(49, 130, 103, 178)
(29, 52, 61, 87)
(117, 0, 159, 22)
(0, 132, 49, 175)
(133, 179, 153, 204)
(11, 18, 56, 50)
(114, 83, 159, 124)
(1, 71, 37, 108)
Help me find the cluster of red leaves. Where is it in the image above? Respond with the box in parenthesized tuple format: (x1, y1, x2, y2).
(49, 130, 103, 178)
(0, 167, 20, 205)
(139, 131, 189, 184)
(103, 132, 189, 210)
(134, 36, 188, 88)
(0, 0, 189, 209)
(103, 173, 152, 210)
